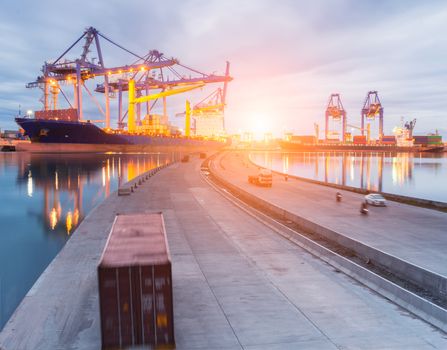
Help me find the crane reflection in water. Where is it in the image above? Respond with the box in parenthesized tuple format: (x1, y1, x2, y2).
(250, 151, 446, 201)
(18, 152, 173, 235)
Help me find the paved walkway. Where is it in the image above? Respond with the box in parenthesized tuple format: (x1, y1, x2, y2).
(212, 151, 447, 278)
(0, 155, 446, 349)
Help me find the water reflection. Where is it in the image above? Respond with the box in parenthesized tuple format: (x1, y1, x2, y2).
(250, 151, 447, 202)
(0, 152, 176, 330)
(16, 153, 173, 236)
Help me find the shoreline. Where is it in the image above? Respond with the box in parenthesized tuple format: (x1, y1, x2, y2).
(248, 151, 447, 212)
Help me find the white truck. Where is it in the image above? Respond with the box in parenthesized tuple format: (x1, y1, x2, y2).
(248, 169, 273, 187)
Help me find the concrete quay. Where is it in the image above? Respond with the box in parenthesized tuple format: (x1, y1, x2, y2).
(1, 155, 446, 349)
(208, 151, 447, 324)
(212, 151, 447, 278)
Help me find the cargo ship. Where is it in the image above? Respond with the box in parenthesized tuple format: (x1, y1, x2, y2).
(279, 140, 444, 153)
(15, 117, 226, 153)
(280, 131, 444, 153)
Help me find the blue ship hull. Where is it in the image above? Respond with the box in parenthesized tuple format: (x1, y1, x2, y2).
(15, 118, 225, 152)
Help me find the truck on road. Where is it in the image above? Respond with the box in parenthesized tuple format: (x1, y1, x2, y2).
(248, 169, 272, 187)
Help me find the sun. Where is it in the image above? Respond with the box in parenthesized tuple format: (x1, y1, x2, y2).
(250, 113, 272, 140)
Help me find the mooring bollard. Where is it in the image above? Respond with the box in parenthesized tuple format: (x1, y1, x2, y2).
(118, 187, 131, 196)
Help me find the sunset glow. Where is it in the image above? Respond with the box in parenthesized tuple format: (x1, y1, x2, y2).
(1, 1, 446, 138)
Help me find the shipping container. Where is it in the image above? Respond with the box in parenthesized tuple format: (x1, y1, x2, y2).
(35, 108, 78, 121)
(381, 135, 396, 145)
(353, 135, 367, 145)
(427, 135, 442, 144)
(98, 213, 175, 349)
(413, 135, 443, 145)
(291, 135, 316, 144)
(325, 138, 340, 143)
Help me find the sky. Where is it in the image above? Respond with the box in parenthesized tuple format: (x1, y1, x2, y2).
(0, 0, 446, 139)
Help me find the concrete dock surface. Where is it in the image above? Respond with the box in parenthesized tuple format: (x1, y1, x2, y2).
(0, 156, 446, 349)
(213, 151, 447, 279)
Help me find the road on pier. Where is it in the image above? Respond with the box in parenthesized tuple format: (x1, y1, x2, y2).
(213, 150, 447, 279)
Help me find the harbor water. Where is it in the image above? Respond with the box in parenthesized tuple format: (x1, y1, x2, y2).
(0, 152, 174, 330)
(250, 151, 447, 202)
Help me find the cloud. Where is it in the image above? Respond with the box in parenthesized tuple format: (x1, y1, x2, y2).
(0, 0, 446, 137)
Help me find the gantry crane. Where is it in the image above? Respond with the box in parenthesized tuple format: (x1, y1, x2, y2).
(127, 80, 205, 133)
(26, 27, 177, 128)
(361, 91, 384, 140)
(175, 62, 231, 137)
(95, 56, 231, 131)
(178, 89, 225, 137)
(325, 93, 347, 142)
(26, 27, 232, 134)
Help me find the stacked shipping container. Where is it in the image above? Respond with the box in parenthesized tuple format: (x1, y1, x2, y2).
(98, 213, 175, 349)
(35, 108, 78, 121)
(381, 135, 396, 145)
(353, 135, 367, 144)
(413, 135, 443, 145)
(291, 135, 316, 144)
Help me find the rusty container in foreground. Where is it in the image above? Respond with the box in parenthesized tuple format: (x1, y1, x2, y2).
(98, 213, 175, 349)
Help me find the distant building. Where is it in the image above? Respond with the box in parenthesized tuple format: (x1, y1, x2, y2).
(1, 129, 21, 139)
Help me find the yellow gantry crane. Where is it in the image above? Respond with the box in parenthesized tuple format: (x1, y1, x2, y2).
(178, 86, 228, 137)
(127, 79, 204, 133)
